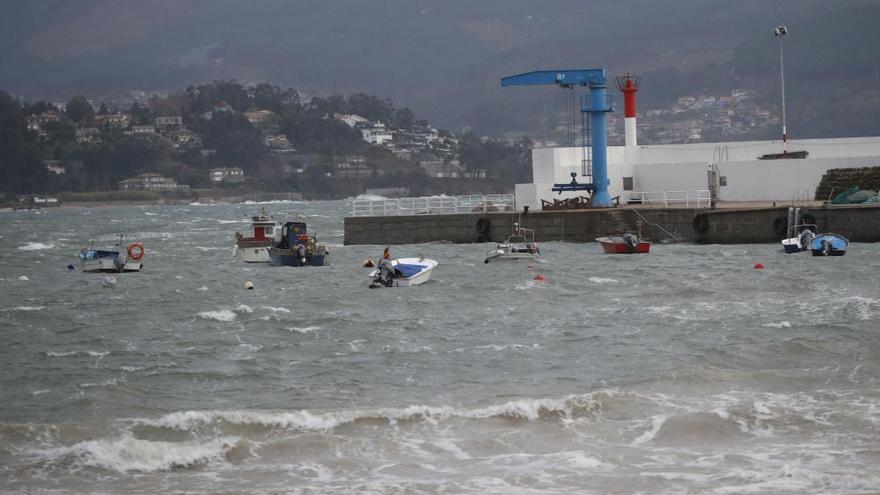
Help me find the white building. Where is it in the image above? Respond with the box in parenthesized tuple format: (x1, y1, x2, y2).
(362, 124, 393, 146)
(334, 113, 371, 128)
(515, 84, 880, 210)
(209, 167, 245, 184)
(516, 136, 880, 210)
(118, 173, 189, 191)
(155, 116, 183, 130)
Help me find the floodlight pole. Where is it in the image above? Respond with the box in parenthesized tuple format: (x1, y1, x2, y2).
(775, 25, 788, 154)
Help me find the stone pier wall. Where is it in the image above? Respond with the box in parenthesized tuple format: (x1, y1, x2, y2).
(344, 205, 880, 245)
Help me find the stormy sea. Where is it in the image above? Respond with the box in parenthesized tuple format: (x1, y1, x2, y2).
(1, 201, 878, 494)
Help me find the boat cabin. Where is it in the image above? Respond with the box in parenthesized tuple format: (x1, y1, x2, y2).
(248, 212, 276, 241)
(277, 221, 310, 248)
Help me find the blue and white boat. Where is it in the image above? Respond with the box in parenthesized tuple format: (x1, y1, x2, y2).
(368, 257, 438, 288)
(781, 224, 816, 254)
(810, 233, 848, 256)
(268, 221, 329, 267)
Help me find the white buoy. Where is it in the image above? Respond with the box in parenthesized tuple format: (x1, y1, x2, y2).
(244, 280, 254, 290)
(102, 275, 117, 288)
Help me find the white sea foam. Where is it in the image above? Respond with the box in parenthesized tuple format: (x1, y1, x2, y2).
(8, 306, 44, 311)
(80, 378, 118, 388)
(262, 306, 291, 313)
(197, 286, 209, 291)
(197, 310, 237, 322)
(30, 434, 240, 472)
(288, 326, 321, 333)
(46, 351, 78, 357)
(632, 414, 668, 444)
(137, 393, 610, 432)
(589, 277, 619, 284)
(762, 321, 792, 328)
(840, 296, 879, 321)
(353, 194, 387, 201)
(17, 242, 54, 251)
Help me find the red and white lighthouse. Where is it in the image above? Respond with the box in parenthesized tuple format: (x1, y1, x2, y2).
(615, 74, 641, 148)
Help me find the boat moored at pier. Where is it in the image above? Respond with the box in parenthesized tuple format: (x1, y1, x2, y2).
(810, 233, 848, 256)
(596, 233, 651, 254)
(484, 222, 539, 263)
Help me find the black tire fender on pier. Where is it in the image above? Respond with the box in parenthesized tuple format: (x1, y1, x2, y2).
(692, 214, 710, 234)
(801, 213, 817, 226)
(772, 216, 788, 237)
(475, 217, 491, 235)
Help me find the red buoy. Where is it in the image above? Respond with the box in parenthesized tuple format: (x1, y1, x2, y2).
(533, 274, 545, 281)
(754, 262, 765, 270)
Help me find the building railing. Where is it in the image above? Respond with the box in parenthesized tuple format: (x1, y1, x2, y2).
(351, 194, 515, 217)
(629, 190, 711, 208)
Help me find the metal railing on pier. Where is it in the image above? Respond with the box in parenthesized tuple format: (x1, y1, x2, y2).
(629, 190, 710, 208)
(351, 194, 515, 217)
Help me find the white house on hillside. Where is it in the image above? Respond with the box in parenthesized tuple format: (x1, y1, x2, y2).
(209, 167, 245, 184)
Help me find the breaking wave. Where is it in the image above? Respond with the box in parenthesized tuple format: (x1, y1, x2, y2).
(28, 433, 241, 472)
(196, 305, 253, 322)
(135, 393, 611, 432)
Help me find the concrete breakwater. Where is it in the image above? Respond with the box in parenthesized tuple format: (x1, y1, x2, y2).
(344, 205, 880, 245)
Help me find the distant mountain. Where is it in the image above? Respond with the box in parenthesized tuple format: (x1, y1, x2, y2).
(2, 0, 878, 138)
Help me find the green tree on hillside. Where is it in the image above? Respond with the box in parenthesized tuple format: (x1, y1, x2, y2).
(0, 92, 49, 192)
(279, 111, 362, 155)
(202, 111, 266, 167)
(65, 96, 94, 125)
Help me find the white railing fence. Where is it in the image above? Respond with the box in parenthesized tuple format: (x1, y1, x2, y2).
(351, 194, 515, 217)
(630, 190, 710, 208)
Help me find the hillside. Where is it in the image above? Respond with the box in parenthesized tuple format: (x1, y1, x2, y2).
(2, 0, 878, 138)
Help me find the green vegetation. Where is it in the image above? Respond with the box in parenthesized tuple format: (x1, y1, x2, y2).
(0, 81, 533, 199)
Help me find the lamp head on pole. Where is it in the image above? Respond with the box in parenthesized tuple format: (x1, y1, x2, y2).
(773, 25, 788, 37)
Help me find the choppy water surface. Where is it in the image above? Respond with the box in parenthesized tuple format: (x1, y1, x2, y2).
(1, 201, 878, 494)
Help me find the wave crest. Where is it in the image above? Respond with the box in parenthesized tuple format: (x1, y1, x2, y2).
(135, 393, 612, 433)
(28, 434, 241, 472)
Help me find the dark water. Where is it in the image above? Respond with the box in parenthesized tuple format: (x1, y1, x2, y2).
(1, 201, 879, 494)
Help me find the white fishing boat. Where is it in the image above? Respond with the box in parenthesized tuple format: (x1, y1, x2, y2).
(234, 208, 278, 263)
(368, 257, 438, 288)
(79, 234, 144, 273)
(781, 224, 817, 254)
(484, 222, 539, 263)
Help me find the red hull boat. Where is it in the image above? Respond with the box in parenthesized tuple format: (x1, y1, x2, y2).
(596, 235, 651, 254)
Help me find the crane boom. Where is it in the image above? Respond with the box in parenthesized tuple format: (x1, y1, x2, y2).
(501, 68, 613, 207)
(501, 69, 606, 88)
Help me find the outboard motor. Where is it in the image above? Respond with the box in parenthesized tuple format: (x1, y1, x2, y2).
(623, 233, 638, 252)
(799, 230, 815, 251)
(296, 243, 307, 265)
(371, 259, 395, 287)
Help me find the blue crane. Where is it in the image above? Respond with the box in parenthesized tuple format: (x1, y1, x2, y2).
(501, 68, 613, 207)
